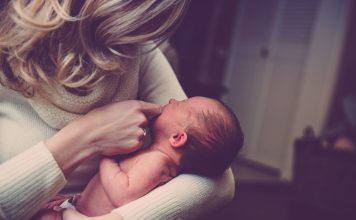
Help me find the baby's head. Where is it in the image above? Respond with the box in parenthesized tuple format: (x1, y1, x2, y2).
(152, 96, 244, 177)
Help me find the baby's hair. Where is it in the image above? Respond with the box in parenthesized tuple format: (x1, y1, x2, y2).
(0, 0, 190, 97)
(179, 100, 244, 177)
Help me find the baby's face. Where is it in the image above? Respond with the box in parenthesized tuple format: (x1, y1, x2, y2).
(152, 97, 217, 135)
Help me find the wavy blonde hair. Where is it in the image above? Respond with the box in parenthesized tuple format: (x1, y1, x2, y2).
(0, 0, 190, 97)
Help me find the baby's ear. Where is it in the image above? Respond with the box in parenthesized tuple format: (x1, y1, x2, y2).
(169, 131, 187, 148)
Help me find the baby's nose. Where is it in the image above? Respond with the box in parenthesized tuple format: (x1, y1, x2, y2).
(169, 98, 178, 104)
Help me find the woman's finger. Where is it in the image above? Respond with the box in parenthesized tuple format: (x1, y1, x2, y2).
(138, 101, 162, 116)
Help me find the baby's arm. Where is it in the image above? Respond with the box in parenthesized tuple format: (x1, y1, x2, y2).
(99, 155, 171, 207)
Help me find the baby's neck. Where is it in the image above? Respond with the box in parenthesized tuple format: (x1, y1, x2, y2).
(148, 142, 181, 169)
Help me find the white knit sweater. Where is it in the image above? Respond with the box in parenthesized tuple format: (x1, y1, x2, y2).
(0, 49, 235, 220)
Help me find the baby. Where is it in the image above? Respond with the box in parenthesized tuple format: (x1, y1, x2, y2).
(36, 96, 244, 220)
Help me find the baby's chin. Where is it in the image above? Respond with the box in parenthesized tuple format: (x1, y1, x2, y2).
(148, 104, 167, 132)
(148, 114, 159, 132)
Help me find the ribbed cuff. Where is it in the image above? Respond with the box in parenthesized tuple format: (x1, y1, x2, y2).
(0, 141, 67, 220)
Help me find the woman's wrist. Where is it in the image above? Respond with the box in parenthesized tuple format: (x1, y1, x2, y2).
(45, 120, 99, 177)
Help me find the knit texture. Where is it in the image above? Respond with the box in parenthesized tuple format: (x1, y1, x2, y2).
(28, 58, 140, 129)
(0, 142, 66, 220)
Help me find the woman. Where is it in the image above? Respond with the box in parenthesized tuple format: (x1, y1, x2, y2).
(0, 0, 235, 219)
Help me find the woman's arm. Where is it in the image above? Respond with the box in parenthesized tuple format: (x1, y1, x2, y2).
(0, 100, 161, 219)
(63, 209, 123, 220)
(110, 48, 236, 219)
(63, 171, 235, 220)
(113, 170, 235, 219)
(0, 142, 66, 219)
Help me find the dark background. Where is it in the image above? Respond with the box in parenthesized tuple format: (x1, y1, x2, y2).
(169, 1, 356, 220)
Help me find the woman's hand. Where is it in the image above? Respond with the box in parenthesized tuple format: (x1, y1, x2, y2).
(46, 100, 162, 177)
(76, 100, 162, 155)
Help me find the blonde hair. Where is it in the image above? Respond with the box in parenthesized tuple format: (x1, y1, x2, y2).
(0, 0, 190, 97)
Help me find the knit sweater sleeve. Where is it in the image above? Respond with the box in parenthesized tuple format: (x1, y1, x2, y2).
(113, 169, 235, 220)
(111, 48, 236, 219)
(137, 48, 187, 104)
(0, 141, 66, 220)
